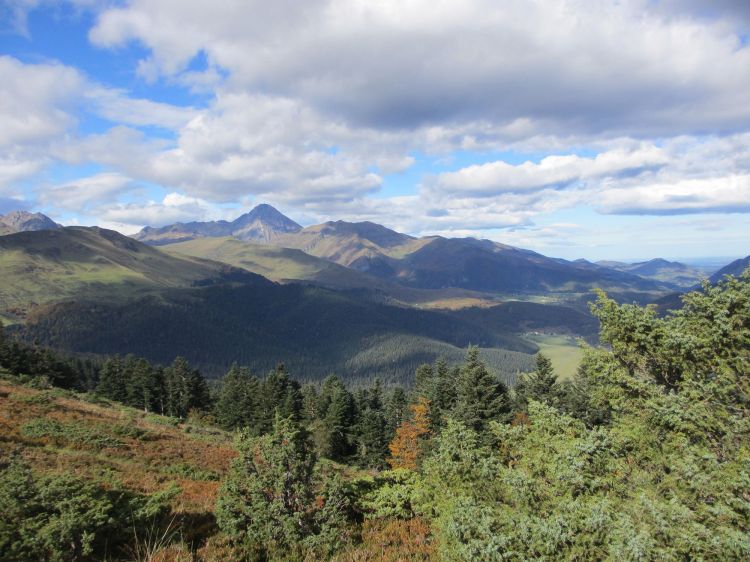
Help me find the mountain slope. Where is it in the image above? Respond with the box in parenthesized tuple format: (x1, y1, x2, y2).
(136, 213, 672, 300)
(0, 211, 60, 235)
(597, 258, 705, 287)
(710, 255, 750, 283)
(376, 236, 666, 294)
(164, 236, 495, 307)
(135, 204, 301, 245)
(273, 220, 427, 272)
(0, 226, 258, 315)
(18, 283, 544, 385)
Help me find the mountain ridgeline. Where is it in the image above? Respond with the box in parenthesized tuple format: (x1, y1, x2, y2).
(0, 204, 742, 387)
(152, 208, 673, 297)
(0, 210, 61, 235)
(710, 254, 750, 283)
(134, 203, 302, 245)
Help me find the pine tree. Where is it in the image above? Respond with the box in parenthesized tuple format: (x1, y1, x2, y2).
(301, 383, 320, 423)
(514, 352, 558, 411)
(385, 387, 408, 441)
(431, 358, 458, 428)
(129, 357, 157, 412)
(97, 355, 127, 403)
(414, 363, 434, 399)
(215, 364, 258, 430)
(163, 357, 209, 418)
(355, 379, 388, 468)
(323, 383, 356, 461)
(454, 346, 510, 435)
(257, 364, 301, 433)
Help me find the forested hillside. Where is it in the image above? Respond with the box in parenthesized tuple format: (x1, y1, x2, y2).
(16, 282, 545, 385)
(1, 225, 606, 385)
(2, 271, 748, 560)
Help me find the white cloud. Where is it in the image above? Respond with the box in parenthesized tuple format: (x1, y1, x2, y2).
(89, 0, 750, 137)
(0, 56, 82, 148)
(430, 145, 668, 196)
(85, 87, 198, 129)
(37, 172, 135, 211)
(97, 192, 229, 228)
(597, 175, 750, 215)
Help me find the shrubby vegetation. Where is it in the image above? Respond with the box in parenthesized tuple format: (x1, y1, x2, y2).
(1, 272, 748, 560)
(0, 456, 176, 562)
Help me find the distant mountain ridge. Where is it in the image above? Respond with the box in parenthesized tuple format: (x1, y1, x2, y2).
(137, 205, 670, 296)
(596, 258, 705, 288)
(710, 255, 750, 283)
(134, 204, 302, 245)
(0, 226, 259, 315)
(0, 211, 60, 235)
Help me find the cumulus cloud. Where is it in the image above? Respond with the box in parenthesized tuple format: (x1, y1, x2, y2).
(89, 0, 750, 137)
(37, 172, 135, 212)
(429, 145, 668, 196)
(3, 0, 750, 257)
(85, 88, 198, 130)
(0, 56, 82, 148)
(98, 192, 231, 229)
(597, 175, 750, 215)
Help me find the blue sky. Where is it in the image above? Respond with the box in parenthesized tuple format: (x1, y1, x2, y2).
(1, 0, 749, 261)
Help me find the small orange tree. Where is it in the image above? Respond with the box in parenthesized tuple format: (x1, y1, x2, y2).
(388, 397, 431, 470)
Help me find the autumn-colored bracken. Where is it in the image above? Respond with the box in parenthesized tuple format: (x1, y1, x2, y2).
(387, 396, 431, 470)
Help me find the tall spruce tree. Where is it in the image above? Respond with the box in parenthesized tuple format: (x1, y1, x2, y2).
(97, 355, 127, 403)
(354, 380, 388, 468)
(431, 358, 458, 428)
(323, 381, 356, 461)
(454, 346, 510, 434)
(163, 356, 210, 418)
(257, 364, 301, 434)
(385, 386, 408, 442)
(128, 357, 158, 412)
(514, 352, 558, 411)
(215, 364, 259, 430)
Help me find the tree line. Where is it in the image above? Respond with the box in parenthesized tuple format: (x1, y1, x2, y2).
(2, 271, 748, 560)
(213, 273, 750, 559)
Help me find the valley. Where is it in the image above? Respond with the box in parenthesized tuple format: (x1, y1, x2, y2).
(1, 205, 737, 387)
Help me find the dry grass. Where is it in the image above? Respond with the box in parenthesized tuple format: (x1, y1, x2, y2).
(0, 380, 235, 515)
(334, 518, 435, 562)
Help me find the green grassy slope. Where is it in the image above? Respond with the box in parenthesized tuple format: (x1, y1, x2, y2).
(0, 227, 252, 315)
(166, 236, 493, 307)
(523, 333, 584, 381)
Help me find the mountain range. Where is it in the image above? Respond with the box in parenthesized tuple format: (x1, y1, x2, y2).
(145, 209, 674, 299)
(596, 258, 707, 288)
(134, 203, 301, 245)
(710, 255, 750, 283)
(0, 210, 60, 235)
(0, 205, 745, 384)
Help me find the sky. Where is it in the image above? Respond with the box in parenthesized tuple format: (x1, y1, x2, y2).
(0, 0, 749, 261)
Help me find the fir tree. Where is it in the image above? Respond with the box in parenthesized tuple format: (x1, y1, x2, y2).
(431, 358, 458, 428)
(214, 364, 258, 430)
(97, 355, 127, 403)
(514, 352, 558, 411)
(385, 386, 408, 441)
(454, 346, 510, 434)
(323, 382, 356, 461)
